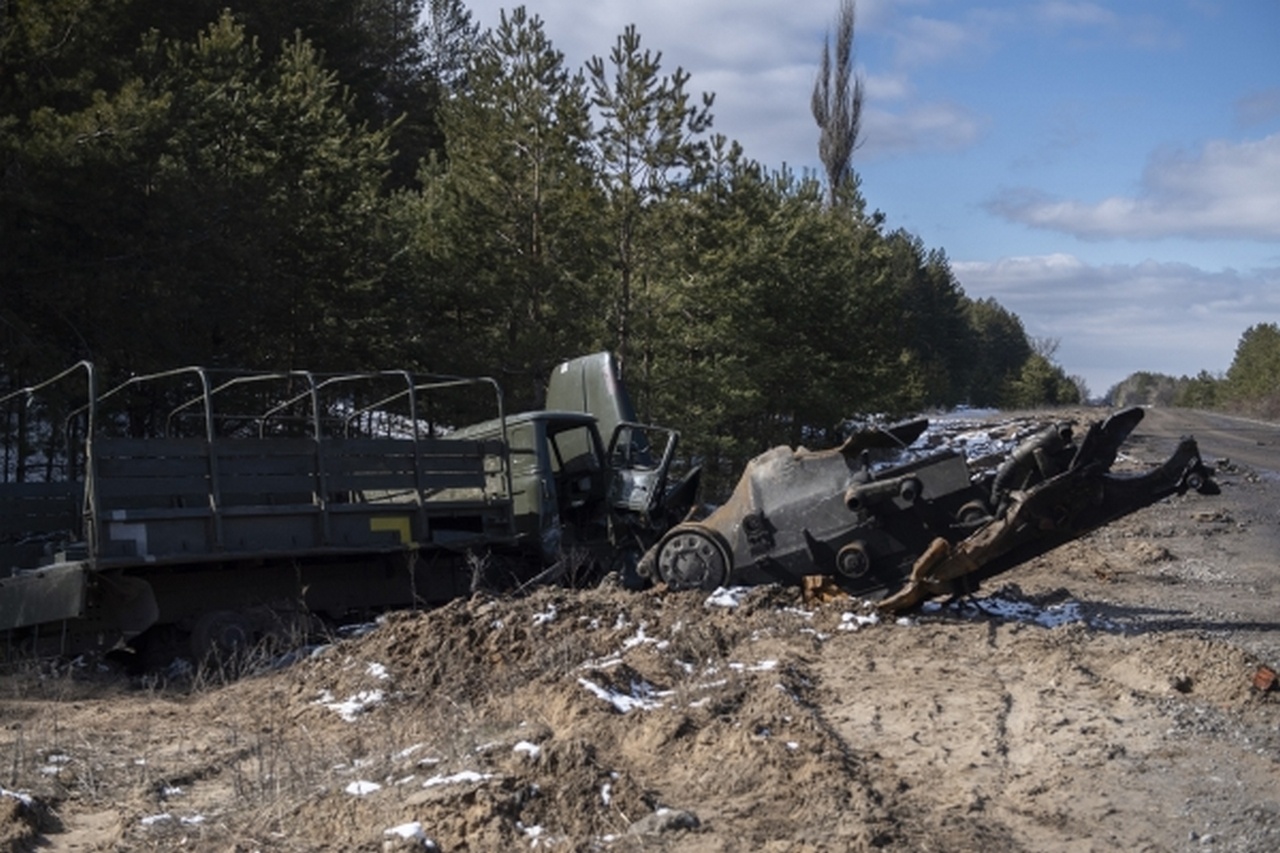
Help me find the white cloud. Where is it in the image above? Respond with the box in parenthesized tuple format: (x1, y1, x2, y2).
(891, 15, 983, 67)
(863, 101, 985, 156)
(1033, 1, 1181, 49)
(986, 133, 1280, 242)
(1036, 1, 1118, 28)
(864, 71, 913, 103)
(953, 254, 1280, 393)
(1237, 87, 1280, 128)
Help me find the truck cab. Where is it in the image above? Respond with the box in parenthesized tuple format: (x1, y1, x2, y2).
(455, 353, 698, 578)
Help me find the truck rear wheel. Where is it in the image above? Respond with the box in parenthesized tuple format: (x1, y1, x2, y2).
(191, 609, 253, 663)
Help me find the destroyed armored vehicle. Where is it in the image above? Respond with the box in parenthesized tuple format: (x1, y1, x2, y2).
(638, 407, 1217, 612)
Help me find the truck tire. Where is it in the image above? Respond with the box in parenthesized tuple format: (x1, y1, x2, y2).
(191, 609, 253, 663)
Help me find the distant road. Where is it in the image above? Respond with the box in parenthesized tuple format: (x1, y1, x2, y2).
(1134, 407, 1280, 475)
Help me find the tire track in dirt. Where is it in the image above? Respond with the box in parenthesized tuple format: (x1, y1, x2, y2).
(814, 616, 1279, 852)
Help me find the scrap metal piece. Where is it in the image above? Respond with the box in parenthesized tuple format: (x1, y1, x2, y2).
(881, 421, 1216, 614)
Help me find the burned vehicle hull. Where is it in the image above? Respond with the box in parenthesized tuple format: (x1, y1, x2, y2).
(638, 407, 1217, 612)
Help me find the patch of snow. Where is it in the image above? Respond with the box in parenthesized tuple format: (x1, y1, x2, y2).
(532, 604, 557, 626)
(140, 813, 172, 826)
(622, 622, 657, 649)
(930, 591, 1120, 630)
(578, 677, 663, 713)
(601, 782, 613, 805)
(394, 743, 424, 760)
(386, 821, 436, 848)
(366, 662, 391, 681)
(579, 654, 624, 670)
(704, 586, 751, 609)
(180, 815, 205, 825)
(345, 780, 382, 796)
(385, 821, 426, 840)
(337, 621, 379, 639)
(306, 644, 332, 660)
(838, 611, 880, 631)
(967, 596, 1086, 628)
(0, 788, 33, 807)
(513, 741, 542, 759)
(318, 689, 385, 721)
(423, 770, 494, 787)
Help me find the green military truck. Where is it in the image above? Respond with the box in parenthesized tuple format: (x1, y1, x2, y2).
(0, 353, 696, 663)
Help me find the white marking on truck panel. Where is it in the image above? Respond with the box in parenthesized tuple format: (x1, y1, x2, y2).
(108, 521, 148, 558)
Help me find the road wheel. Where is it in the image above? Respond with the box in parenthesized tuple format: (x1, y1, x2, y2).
(836, 541, 871, 579)
(655, 527, 730, 591)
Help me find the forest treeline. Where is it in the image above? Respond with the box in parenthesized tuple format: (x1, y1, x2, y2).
(2, 0, 1084, 484)
(1108, 322, 1280, 420)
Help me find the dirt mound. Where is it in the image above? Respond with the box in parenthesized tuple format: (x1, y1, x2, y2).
(211, 584, 908, 850)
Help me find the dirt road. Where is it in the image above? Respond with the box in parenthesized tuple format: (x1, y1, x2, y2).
(3, 407, 1279, 852)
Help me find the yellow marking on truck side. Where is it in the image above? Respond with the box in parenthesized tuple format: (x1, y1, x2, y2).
(370, 516, 414, 546)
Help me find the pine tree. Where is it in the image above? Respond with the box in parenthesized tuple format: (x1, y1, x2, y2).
(1225, 322, 1280, 415)
(587, 25, 713, 380)
(418, 6, 604, 404)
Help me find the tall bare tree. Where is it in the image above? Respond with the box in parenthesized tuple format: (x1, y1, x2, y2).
(811, 0, 864, 206)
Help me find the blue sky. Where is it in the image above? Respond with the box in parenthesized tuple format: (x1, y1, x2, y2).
(459, 0, 1280, 398)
